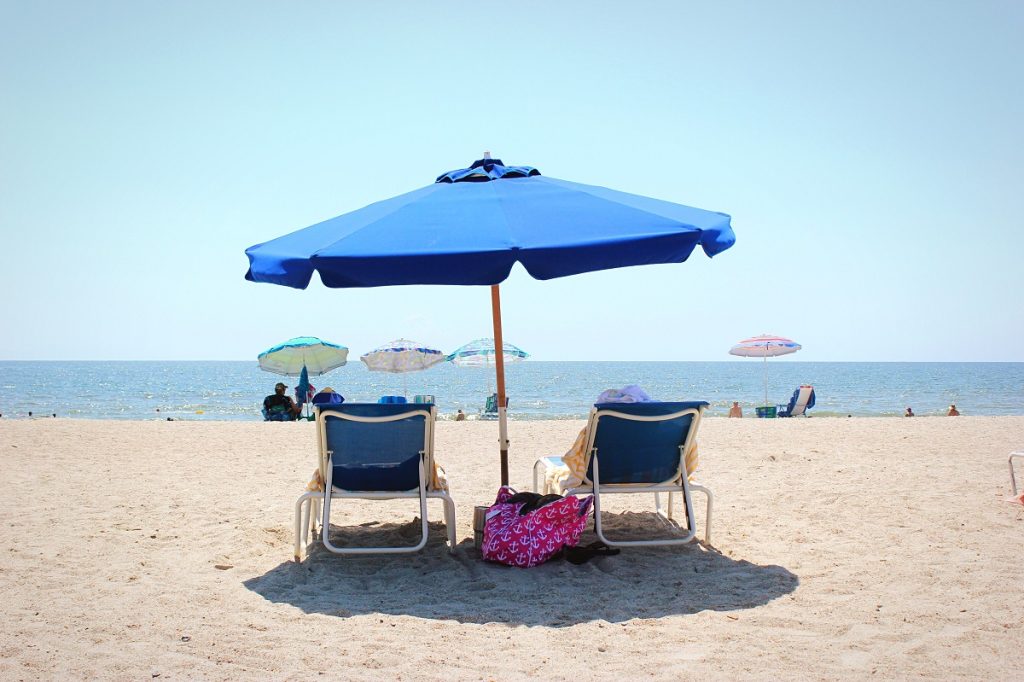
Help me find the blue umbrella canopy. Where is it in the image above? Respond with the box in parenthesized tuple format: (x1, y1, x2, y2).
(245, 156, 735, 484)
(244, 157, 734, 289)
(257, 336, 349, 377)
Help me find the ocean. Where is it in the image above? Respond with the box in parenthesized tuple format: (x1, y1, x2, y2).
(1, 361, 1022, 421)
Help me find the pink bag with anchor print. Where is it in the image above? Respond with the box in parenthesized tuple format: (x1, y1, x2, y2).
(481, 486, 593, 567)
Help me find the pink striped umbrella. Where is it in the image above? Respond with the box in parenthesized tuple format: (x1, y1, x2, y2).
(729, 334, 802, 406)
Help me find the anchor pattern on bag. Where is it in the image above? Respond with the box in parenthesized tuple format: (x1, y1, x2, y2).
(481, 486, 593, 567)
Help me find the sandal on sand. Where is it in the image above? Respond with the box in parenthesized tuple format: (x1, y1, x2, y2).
(564, 541, 620, 565)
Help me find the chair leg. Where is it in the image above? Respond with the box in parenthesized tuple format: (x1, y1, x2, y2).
(294, 496, 305, 562)
(440, 493, 457, 554)
(1010, 452, 1023, 497)
(301, 497, 310, 551)
(533, 458, 554, 493)
(294, 492, 318, 562)
(688, 483, 714, 545)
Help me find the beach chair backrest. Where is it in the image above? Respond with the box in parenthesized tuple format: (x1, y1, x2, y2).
(315, 403, 434, 492)
(484, 393, 509, 413)
(788, 385, 815, 416)
(584, 401, 708, 485)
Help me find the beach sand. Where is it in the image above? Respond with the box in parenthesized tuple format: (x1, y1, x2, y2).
(1, 416, 1022, 680)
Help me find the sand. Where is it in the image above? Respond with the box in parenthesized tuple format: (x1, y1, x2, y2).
(1, 416, 1022, 680)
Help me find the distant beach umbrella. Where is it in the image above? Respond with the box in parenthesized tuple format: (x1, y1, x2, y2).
(446, 338, 529, 367)
(360, 339, 445, 374)
(258, 336, 349, 376)
(245, 154, 735, 485)
(360, 339, 445, 397)
(447, 338, 529, 408)
(729, 334, 801, 407)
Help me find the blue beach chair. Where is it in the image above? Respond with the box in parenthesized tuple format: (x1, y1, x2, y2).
(778, 385, 815, 417)
(533, 401, 713, 546)
(481, 392, 509, 420)
(293, 403, 456, 559)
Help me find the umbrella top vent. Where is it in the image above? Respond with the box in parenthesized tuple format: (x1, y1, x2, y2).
(436, 156, 541, 184)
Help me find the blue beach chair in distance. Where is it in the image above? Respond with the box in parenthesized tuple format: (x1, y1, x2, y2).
(778, 385, 815, 417)
(481, 392, 508, 420)
(293, 403, 456, 559)
(533, 401, 713, 546)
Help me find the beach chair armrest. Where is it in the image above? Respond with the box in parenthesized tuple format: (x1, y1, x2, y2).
(532, 456, 565, 492)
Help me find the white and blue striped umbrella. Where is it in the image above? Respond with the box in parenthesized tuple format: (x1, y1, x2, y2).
(729, 334, 801, 407)
(360, 339, 446, 374)
(445, 338, 529, 367)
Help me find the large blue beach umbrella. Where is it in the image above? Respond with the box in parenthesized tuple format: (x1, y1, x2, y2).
(245, 155, 736, 484)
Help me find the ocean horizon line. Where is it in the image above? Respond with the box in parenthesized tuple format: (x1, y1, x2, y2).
(3, 359, 1023, 364)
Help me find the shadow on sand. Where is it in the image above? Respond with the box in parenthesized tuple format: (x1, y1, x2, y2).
(244, 514, 798, 626)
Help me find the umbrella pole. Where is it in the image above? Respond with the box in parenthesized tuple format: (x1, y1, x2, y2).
(764, 354, 768, 406)
(490, 284, 509, 486)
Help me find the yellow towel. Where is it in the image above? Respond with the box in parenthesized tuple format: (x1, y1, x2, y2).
(546, 427, 699, 492)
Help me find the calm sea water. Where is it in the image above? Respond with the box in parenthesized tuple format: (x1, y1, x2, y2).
(0, 361, 1022, 421)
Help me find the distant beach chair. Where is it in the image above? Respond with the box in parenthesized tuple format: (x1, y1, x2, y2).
(778, 385, 816, 418)
(293, 403, 456, 560)
(1010, 451, 1024, 497)
(481, 392, 508, 419)
(532, 401, 713, 546)
(377, 395, 407, 404)
(412, 394, 435, 404)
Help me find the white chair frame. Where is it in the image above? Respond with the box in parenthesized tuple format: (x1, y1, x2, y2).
(1010, 451, 1024, 497)
(533, 405, 713, 546)
(293, 405, 456, 560)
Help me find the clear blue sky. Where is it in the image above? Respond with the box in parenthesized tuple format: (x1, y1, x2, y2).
(2, 1, 1021, 361)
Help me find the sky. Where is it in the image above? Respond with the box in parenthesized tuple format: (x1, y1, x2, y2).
(1, 1, 1022, 362)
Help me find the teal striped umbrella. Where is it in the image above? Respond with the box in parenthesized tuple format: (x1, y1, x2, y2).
(446, 338, 529, 367)
(258, 336, 349, 376)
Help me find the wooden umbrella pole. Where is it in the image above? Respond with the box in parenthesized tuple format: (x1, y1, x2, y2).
(490, 284, 510, 486)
